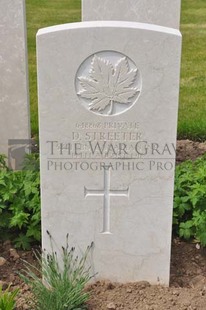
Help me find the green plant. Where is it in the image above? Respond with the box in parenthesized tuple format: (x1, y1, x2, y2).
(22, 153, 40, 172)
(173, 154, 206, 246)
(0, 155, 9, 171)
(0, 285, 19, 310)
(21, 232, 93, 310)
(0, 154, 40, 249)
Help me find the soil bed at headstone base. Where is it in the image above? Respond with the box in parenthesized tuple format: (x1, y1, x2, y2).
(0, 140, 206, 310)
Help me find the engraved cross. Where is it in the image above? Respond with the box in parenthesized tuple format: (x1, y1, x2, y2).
(84, 167, 129, 234)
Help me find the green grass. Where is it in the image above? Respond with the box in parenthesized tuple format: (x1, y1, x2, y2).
(26, 0, 81, 137)
(179, 0, 206, 140)
(26, 0, 206, 140)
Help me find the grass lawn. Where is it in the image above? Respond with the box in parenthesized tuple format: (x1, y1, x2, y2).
(26, 0, 81, 136)
(26, 0, 206, 140)
(179, 0, 206, 140)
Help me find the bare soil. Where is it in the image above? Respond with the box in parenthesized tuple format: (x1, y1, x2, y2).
(0, 238, 206, 310)
(176, 140, 206, 164)
(86, 239, 206, 310)
(0, 139, 206, 310)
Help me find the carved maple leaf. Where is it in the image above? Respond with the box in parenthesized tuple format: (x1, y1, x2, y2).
(77, 55, 140, 115)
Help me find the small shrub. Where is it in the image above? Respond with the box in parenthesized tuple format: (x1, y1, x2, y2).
(0, 285, 19, 310)
(0, 154, 40, 249)
(173, 154, 206, 246)
(21, 232, 93, 310)
(0, 154, 9, 171)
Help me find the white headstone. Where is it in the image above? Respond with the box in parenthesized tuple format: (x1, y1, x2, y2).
(82, 0, 181, 29)
(37, 21, 181, 285)
(0, 0, 30, 169)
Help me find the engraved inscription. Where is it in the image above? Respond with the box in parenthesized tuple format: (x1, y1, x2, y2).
(84, 167, 129, 233)
(76, 51, 142, 116)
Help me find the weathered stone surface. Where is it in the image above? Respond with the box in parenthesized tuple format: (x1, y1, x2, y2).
(37, 21, 181, 285)
(82, 0, 181, 29)
(0, 0, 30, 169)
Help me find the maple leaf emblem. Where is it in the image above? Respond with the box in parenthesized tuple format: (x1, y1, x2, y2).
(77, 55, 140, 115)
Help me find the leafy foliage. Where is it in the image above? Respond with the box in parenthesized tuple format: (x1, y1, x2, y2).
(78, 55, 139, 115)
(0, 285, 19, 310)
(1, 147, 206, 251)
(0, 154, 40, 249)
(173, 154, 206, 246)
(21, 232, 93, 310)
